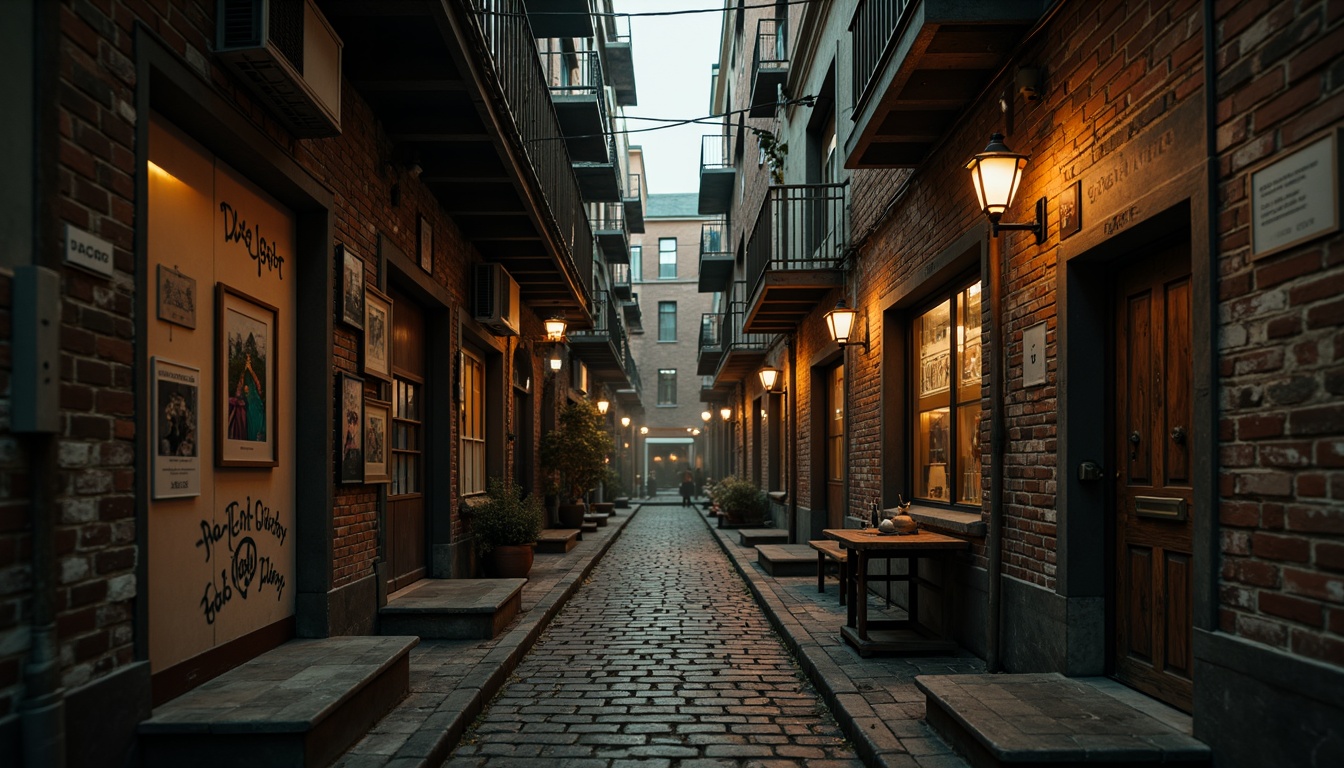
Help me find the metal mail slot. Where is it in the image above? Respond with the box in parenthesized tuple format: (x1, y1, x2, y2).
(1134, 495, 1187, 521)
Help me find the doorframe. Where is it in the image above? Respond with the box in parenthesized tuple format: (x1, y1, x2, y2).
(1056, 163, 1216, 675)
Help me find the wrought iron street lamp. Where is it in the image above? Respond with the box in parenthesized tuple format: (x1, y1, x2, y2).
(824, 300, 868, 351)
(758, 367, 780, 391)
(966, 133, 1046, 244)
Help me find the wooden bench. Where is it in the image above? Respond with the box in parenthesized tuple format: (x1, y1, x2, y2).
(809, 539, 849, 605)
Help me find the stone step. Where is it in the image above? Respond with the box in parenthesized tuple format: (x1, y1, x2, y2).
(379, 578, 525, 640)
(917, 673, 1211, 768)
(738, 527, 790, 547)
(584, 513, 610, 527)
(756, 544, 819, 577)
(537, 528, 580, 554)
(138, 636, 416, 768)
(613, 497, 630, 509)
(581, 521, 599, 533)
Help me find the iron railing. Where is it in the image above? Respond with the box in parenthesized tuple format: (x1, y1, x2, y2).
(591, 201, 625, 232)
(472, 0, 593, 299)
(573, 288, 612, 335)
(540, 47, 603, 96)
(611, 262, 631, 291)
(753, 17, 788, 74)
(700, 312, 723, 348)
(623, 344, 642, 397)
(701, 219, 729, 258)
(723, 298, 771, 351)
(700, 133, 732, 171)
(745, 183, 849, 300)
(850, 0, 914, 113)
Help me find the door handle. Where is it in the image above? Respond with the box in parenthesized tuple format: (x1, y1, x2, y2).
(1170, 425, 1186, 445)
(1129, 431, 1140, 459)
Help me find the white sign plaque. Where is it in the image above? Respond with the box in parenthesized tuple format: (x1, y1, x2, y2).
(64, 224, 115, 277)
(1251, 133, 1339, 260)
(1023, 322, 1047, 388)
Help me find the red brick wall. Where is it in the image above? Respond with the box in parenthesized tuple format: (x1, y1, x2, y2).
(1213, 0, 1344, 666)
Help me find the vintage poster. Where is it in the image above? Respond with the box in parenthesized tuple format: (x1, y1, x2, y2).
(153, 358, 201, 498)
(217, 283, 279, 467)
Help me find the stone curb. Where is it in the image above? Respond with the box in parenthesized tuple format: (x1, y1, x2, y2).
(698, 510, 943, 768)
(397, 505, 643, 767)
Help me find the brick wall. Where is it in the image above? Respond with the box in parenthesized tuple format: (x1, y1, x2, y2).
(1213, 0, 1344, 666)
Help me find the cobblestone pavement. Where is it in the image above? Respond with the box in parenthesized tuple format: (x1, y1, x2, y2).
(446, 504, 865, 767)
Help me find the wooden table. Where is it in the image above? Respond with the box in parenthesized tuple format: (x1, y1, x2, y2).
(822, 528, 969, 656)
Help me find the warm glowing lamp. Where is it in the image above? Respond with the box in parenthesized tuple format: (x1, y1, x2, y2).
(701, 410, 712, 423)
(758, 367, 780, 391)
(596, 398, 609, 415)
(548, 349, 563, 372)
(544, 315, 567, 343)
(824, 300, 864, 350)
(966, 133, 1046, 243)
(720, 407, 732, 421)
(621, 416, 631, 428)
(640, 426, 649, 435)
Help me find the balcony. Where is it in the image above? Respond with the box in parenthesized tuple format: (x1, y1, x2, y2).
(602, 14, 637, 107)
(700, 375, 728, 404)
(327, 0, 592, 315)
(543, 48, 608, 164)
(624, 173, 645, 234)
(714, 297, 771, 386)
(611, 262, 632, 300)
(525, 0, 594, 39)
(615, 339, 643, 405)
(750, 17, 789, 117)
(698, 134, 735, 215)
(698, 219, 734, 293)
(697, 312, 723, 376)
(569, 289, 629, 382)
(622, 292, 643, 333)
(592, 203, 629, 264)
(574, 135, 623, 202)
(846, 0, 1044, 167)
(743, 183, 848, 334)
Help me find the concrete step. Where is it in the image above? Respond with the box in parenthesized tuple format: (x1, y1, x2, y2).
(537, 528, 580, 554)
(613, 497, 630, 509)
(756, 544, 819, 577)
(379, 578, 525, 640)
(581, 521, 598, 533)
(584, 513, 610, 527)
(738, 527, 790, 547)
(138, 636, 416, 768)
(917, 673, 1211, 768)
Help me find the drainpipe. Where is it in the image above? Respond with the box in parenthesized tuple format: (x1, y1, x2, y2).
(986, 233, 1006, 673)
(787, 337, 798, 542)
(1202, 0, 1221, 635)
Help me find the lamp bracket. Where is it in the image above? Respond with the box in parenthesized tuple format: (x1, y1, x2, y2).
(990, 197, 1048, 245)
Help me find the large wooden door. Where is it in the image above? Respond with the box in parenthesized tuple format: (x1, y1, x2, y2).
(826, 364, 845, 528)
(387, 290, 427, 593)
(1112, 240, 1194, 712)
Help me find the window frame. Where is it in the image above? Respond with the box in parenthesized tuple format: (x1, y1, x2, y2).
(658, 301, 677, 342)
(658, 237, 677, 279)
(630, 244, 642, 282)
(460, 348, 486, 496)
(657, 368, 677, 406)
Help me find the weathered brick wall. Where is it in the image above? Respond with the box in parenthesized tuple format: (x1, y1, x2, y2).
(1213, 0, 1344, 666)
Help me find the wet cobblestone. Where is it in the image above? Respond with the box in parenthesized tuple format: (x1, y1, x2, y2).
(446, 505, 864, 767)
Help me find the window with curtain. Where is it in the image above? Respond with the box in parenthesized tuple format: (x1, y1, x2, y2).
(659, 238, 677, 278)
(631, 244, 642, 281)
(912, 279, 982, 506)
(657, 369, 677, 405)
(460, 349, 486, 495)
(658, 301, 677, 341)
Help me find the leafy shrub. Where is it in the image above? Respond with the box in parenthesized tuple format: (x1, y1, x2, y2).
(712, 475, 767, 522)
(540, 400, 614, 503)
(472, 477, 544, 556)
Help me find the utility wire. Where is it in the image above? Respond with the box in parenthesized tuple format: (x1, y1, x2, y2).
(531, 96, 814, 141)
(478, 0, 818, 19)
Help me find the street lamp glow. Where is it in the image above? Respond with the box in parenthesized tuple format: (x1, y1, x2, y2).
(544, 315, 567, 343)
(621, 416, 631, 428)
(640, 426, 649, 435)
(701, 410, 712, 423)
(548, 349, 563, 372)
(596, 398, 609, 415)
(720, 407, 732, 421)
(758, 367, 780, 391)
(824, 300, 858, 347)
(966, 133, 1029, 219)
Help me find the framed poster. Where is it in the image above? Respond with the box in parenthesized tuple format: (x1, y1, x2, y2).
(418, 215, 433, 274)
(920, 350, 950, 397)
(1058, 180, 1081, 240)
(341, 243, 364, 329)
(217, 284, 278, 467)
(156, 265, 197, 328)
(364, 398, 391, 484)
(363, 286, 393, 381)
(339, 372, 365, 484)
(152, 358, 201, 498)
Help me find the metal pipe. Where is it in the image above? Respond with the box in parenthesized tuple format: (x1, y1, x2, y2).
(987, 228, 1006, 673)
(788, 337, 798, 543)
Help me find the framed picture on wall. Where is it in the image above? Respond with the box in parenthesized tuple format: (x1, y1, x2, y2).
(340, 243, 365, 329)
(363, 286, 393, 381)
(156, 265, 197, 329)
(418, 215, 433, 274)
(152, 357, 201, 498)
(339, 372, 365, 484)
(217, 283, 278, 468)
(364, 398, 391, 484)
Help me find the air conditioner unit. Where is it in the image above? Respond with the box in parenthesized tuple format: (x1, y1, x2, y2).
(217, 0, 343, 138)
(473, 263, 521, 337)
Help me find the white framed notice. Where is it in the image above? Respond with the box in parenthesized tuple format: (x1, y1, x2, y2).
(1251, 131, 1339, 260)
(1023, 322, 1047, 388)
(152, 358, 201, 498)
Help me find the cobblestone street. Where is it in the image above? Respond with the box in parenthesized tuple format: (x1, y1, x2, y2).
(446, 504, 864, 767)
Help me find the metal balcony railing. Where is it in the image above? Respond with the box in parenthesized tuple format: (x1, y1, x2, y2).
(700, 133, 732, 171)
(753, 17, 788, 73)
(701, 219, 729, 258)
(540, 47, 603, 96)
(745, 183, 849, 300)
(724, 299, 770, 351)
(473, 0, 593, 298)
(700, 312, 723, 348)
(850, 0, 913, 113)
(573, 289, 612, 335)
(591, 201, 625, 232)
(611, 262, 631, 289)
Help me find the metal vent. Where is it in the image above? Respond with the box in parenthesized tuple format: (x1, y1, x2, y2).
(474, 265, 496, 317)
(219, 0, 262, 48)
(267, 0, 304, 74)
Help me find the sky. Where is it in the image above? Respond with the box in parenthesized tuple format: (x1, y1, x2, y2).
(614, 1, 725, 195)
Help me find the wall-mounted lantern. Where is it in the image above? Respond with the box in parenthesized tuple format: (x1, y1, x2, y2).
(758, 367, 781, 391)
(966, 133, 1046, 244)
(824, 300, 868, 351)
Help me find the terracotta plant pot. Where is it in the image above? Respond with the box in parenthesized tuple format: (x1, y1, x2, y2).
(491, 544, 534, 579)
(558, 503, 586, 529)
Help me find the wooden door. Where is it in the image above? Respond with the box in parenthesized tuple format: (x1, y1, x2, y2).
(387, 290, 427, 593)
(826, 364, 845, 528)
(1112, 240, 1194, 712)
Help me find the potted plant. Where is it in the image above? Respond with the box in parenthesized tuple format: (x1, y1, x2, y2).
(712, 475, 767, 527)
(472, 477, 544, 578)
(540, 400, 614, 529)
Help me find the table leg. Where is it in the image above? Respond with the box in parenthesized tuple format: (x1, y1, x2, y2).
(856, 550, 869, 641)
(845, 547, 857, 627)
(907, 556, 918, 629)
(839, 554, 847, 607)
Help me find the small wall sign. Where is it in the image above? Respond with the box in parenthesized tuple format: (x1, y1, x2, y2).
(64, 224, 115, 277)
(1059, 181, 1081, 240)
(1023, 321, 1047, 388)
(1251, 132, 1339, 260)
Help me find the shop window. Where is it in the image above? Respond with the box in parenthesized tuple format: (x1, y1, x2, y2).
(659, 238, 677, 278)
(911, 280, 982, 505)
(657, 369, 677, 405)
(461, 348, 486, 495)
